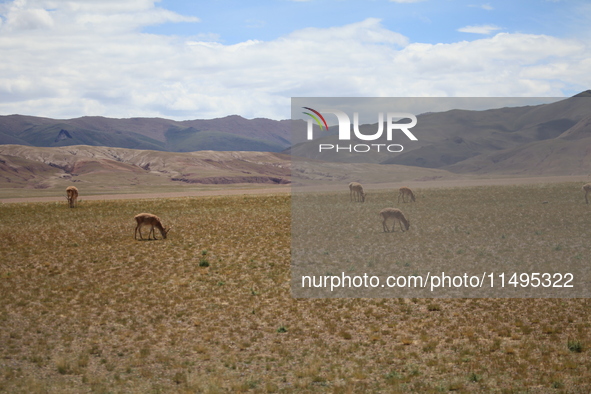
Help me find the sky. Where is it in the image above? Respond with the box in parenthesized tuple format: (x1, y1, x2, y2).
(0, 0, 590, 120)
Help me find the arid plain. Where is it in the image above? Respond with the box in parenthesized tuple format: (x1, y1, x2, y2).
(2, 172, 591, 392)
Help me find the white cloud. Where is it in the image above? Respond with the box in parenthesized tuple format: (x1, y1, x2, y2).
(287, 18, 407, 46)
(0, 0, 198, 34)
(0, 0, 55, 31)
(469, 3, 494, 11)
(458, 24, 502, 34)
(0, 1, 589, 121)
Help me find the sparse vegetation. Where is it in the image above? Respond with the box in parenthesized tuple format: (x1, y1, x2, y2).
(0, 183, 590, 392)
(468, 372, 482, 382)
(568, 339, 583, 353)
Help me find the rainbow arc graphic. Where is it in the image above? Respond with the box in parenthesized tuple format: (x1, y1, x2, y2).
(302, 107, 328, 131)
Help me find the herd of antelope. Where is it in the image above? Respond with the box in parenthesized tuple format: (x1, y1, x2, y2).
(61, 182, 591, 239)
(349, 182, 591, 233)
(64, 186, 172, 241)
(348, 181, 413, 233)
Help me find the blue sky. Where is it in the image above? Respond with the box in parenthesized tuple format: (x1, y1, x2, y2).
(145, 0, 585, 45)
(0, 0, 589, 120)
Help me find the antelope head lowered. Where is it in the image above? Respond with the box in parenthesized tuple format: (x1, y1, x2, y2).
(134, 213, 172, 240)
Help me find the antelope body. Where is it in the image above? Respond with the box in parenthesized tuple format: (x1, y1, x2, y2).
(380, 208, 410, 232)
(583, 183, 591, 204)
(398, 187, 415, 203)
(349, 182, 366, 202)
(134, 213, 171, 240)
(66, 186, 78, 208)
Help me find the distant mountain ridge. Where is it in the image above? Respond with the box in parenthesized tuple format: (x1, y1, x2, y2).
(291, 92, 591, 176)
(0, 114, 291, 153)
(2, 91, 590, 178)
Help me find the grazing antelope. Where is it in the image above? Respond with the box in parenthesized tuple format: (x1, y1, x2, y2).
(380, 208, 410, 232)
(66, 186, 78, 208)
(349, 182, 366, 202)
(583, 183, 591, 204)
(397, 187, 416, 203)
(134, 213, 172, 240)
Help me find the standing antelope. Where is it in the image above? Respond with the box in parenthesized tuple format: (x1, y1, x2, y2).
(349, 182, 366, 202)
(380, 208, 410, 232)
(134, 213, 172, 240)
(583, 183, 591, 204)
(66, 186, 78, 208)
(398, 187, 416, 203)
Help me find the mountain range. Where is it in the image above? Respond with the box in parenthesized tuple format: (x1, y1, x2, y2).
(0, 91, 590, 195)
(291, 92, 591, 176)
(0, 114, 291, 153)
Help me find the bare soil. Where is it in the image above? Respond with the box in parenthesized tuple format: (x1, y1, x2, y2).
(0, 186, 292, 204)
(3, 175, 587, 203)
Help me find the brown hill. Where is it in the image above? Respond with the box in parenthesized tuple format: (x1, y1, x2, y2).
(556, 115, 591, 140)
(445, 135, 591, 176)
(0, 144, 463, 198)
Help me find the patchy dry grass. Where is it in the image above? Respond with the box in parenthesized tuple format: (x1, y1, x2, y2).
(293, 181, 591, 298)
(1, 184, 591, 392)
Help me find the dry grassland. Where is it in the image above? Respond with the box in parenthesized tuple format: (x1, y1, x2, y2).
(1, 183, 591, 393)
(292, 182, 591, 298)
